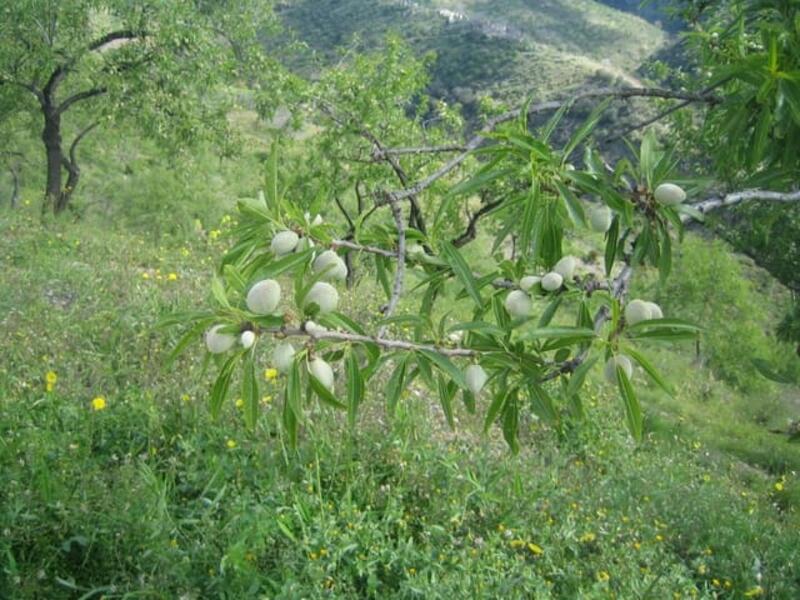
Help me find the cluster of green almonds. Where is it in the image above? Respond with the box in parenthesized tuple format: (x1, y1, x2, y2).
(602, 297, 665, 384)
(587, 182, 686, 235)
(204, 228, 347, 390)
(624, 298, 663, 326)
(505, 255, 579, 319)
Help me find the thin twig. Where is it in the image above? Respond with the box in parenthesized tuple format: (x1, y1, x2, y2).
(684, 189, 800, 219)
(602, 78, 731, 145)
(258, 326, 476, 357)
(378, 144, 467, 156)
(378, 199, 407, 337)
(452, 196, 505, 247)
(331, 238, 398, 258)
(376, 86, 721, 206)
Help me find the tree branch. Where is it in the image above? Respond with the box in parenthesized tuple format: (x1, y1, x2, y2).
(43, 30, 145, 99)
(364, 130, 428, 234)
(87, 30, 145, 53)
(331, 239, 398, 259)
(376, 86, 721, 207)
(451, 195, 505, 248)
(379, 144, 467, 156)
(378, 199, 407, 337)
(260, 325, 476, 357)
(602, 77, 732, 145)
(684, 189, 800, 219)
(69, 121, 100, 166)
(57, 87, 107, 114)
(0, 77, 44, 104)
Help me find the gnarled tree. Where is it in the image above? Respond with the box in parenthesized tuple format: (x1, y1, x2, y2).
(0, 0, 279, 214)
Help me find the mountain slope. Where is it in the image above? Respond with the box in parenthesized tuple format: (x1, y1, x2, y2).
(277, 0, 669, 106)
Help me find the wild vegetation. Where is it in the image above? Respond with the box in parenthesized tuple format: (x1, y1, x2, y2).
(1, 0, 799, 598)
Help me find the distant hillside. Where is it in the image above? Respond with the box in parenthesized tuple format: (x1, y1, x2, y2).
(598, 0, 681, 30)
(276, 0, 670, 111)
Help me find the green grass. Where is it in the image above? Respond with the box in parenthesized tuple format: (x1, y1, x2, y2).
(1, 203, 799, 598)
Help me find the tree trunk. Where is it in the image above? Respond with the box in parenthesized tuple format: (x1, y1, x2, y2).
(42, 108, 66, 214)
(9, 164, 20, 208)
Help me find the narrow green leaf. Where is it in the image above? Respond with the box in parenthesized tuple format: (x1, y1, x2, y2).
(224, 264, 247, 295)
(248, 247, 313, 281)
(555, 179, 586, 228)
(562, 97, 612, 160)
(209, 354, 239, 419)
(164, 319, 215, 369)
(448, 321, 505, 337)
(309, 375, 346, 410)
(528, 382, 559, 424)
(346, 350, 364, 427)
(617, 366, 643, 442)
(418, 350, 467, 389)
(462, 389, 476, 414)
(483, 387, 510, 433)
(566, 356, 598, 398)
(441, 242, 483, 309)
(385, 356, 408, 415)
(502, 393, 520, 454)
(210, 277, 231, 309)
(625, 348, 674, 396)
(658, 225, 672, 283)
(241, 354, 259, 430)
(604, 217, 619, 277)
(526, 327, 596, 340)
(437, 375, 457, 430)
(286, 358, 303, 422)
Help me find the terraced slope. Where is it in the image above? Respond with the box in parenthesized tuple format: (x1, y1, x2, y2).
(277, 0, 669, 105)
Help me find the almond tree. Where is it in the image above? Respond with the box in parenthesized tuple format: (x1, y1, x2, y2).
(168, 3, 800, 449)
(0, 0, 278, 214)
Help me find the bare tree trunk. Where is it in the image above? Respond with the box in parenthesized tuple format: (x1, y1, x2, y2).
(40, 104, 97, 215)
(42, 107, 66, 214)
(9, 164, 20, 208)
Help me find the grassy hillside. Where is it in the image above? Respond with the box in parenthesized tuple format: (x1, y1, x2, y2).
(277, 0, 668, 108)
(1, 193, 799, 596)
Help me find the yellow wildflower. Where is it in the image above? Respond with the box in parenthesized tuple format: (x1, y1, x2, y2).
(167, 272, 178, 281)
(774, 482, 784, 492)
(264, 368, 278, 381)
(261, 395, 273, 405)
(181, 394, 190, 403)
(744, 586, 764, 597)
(226, 439, 237, 449)
(596, 571, 610, 582)
(91, 396, 107, 411)
(235, 398, 244, 409)
(579, 532, 596, 543)
(527, 543, 543, 556)
(509, 539, 526, 549)
(45, 371, 57, 392)
(142, 272, 150, 280)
